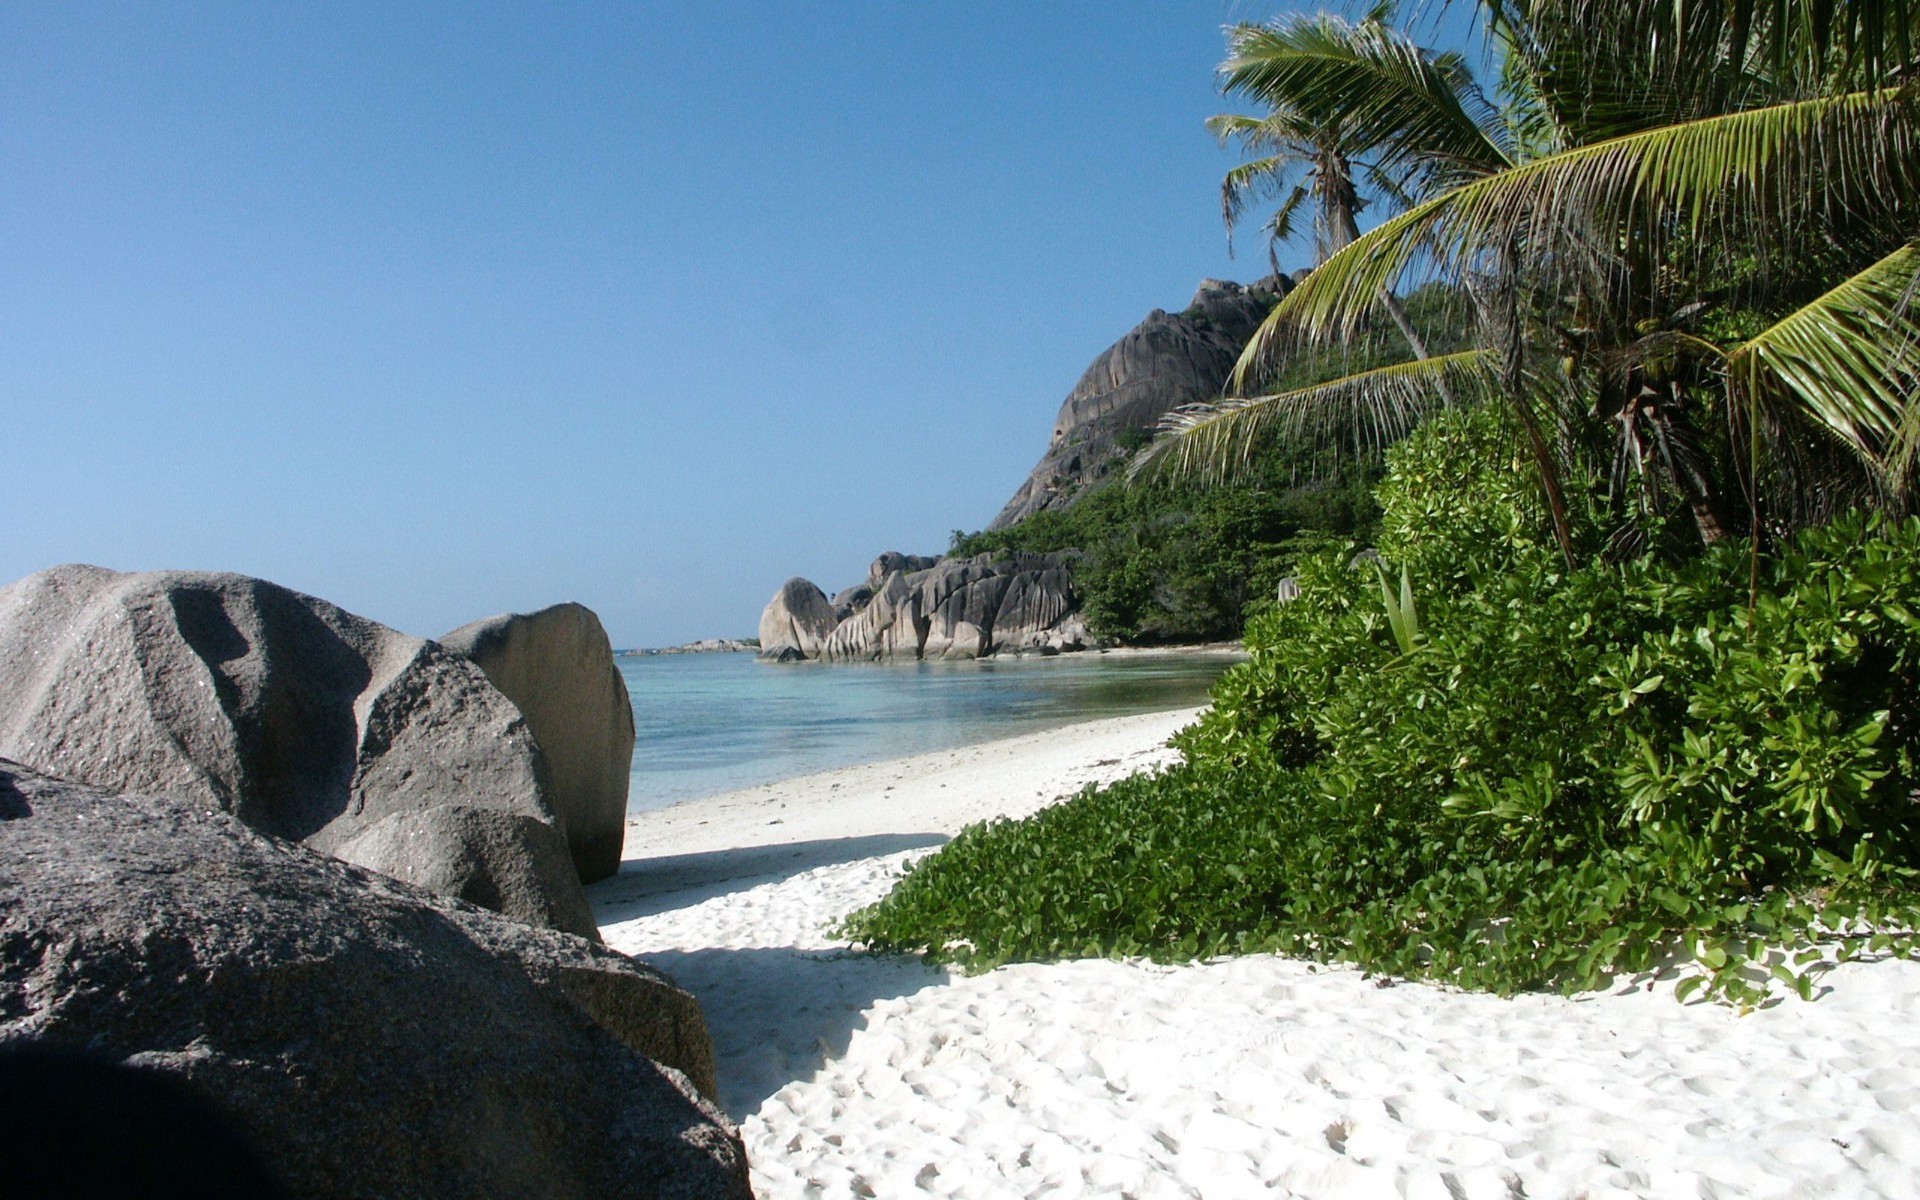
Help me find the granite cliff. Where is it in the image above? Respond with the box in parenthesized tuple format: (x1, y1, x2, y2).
(989, 275, 1287, 529)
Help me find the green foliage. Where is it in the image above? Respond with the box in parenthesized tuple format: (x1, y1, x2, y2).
(1371, 404, 1565, 585)
(843, 413, 1920, 1004)
(953, 454, 1377, 644)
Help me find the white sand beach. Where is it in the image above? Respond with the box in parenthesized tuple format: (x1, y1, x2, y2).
(591, 708, 1920, 1200)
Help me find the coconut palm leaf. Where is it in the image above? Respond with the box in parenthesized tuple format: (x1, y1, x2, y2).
(1133, 350, 1495, 485)
(1231, 88, 1920, 391)
(1220, 12, 1515, 190)
(1495, 0, 1920, 87)
(1729, 241, 1920, 470)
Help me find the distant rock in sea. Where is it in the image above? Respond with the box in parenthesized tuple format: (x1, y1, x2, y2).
(759, 551, 1087, 663)
(624, 637, 760, 656)
(990, 276, 1286, 529)
(759, 577, 840, 659)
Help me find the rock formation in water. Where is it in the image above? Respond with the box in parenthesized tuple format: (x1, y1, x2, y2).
(757, 577, 839, 661)
(0, 759, 750, 1199)
(632, 638, 760, 655)
(441, 603, 635, 884)
(990, 276, 1286, 529)
(0, 564, 596, 939)
(759, 551, 1086, 662)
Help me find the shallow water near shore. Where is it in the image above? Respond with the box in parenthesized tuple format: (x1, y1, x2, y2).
(619, 649, 1239, 813)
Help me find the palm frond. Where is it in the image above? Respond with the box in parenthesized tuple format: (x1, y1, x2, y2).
(1133, 350, 1494, 485)
(1220, 11, 1514, 190)
(1729, 241, 1920, 470)
(1219, 155, 1302, 244)
(1262, 187, 1311, 252)
(1231, 88, 1920, 391)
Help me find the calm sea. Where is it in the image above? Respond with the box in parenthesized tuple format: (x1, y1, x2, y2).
(619, 650, 1240, 814)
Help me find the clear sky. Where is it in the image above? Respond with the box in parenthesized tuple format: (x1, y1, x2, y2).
(1, 2, 1471, 648)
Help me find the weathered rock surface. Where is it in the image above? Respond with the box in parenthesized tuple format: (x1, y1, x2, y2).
(0, 759, 748, 1199)
(829, 584, 874, 623)
(441, 603, 634, 884)
(867, 552, 940, 589)
(990, 276, 1286, 529)
(770, 551, 1086, 662)
(332, 804, 601, 940)
(0, 565, 594, 937)
(757, 577, 839, 660)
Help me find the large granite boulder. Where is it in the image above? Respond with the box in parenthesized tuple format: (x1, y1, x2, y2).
(757, 577, 838, 659)
(332, 804, 600, 940)
(0, 759, 747, 1199)
(0, 565, 593, 938)
(990, 276, 1286, 529)
(441, 603, 634, 884)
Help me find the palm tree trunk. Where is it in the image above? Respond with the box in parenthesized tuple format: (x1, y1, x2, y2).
(1323, 157, 1451, 400)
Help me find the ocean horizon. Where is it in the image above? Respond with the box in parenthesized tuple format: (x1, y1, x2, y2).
(620, 647, 1239, 814)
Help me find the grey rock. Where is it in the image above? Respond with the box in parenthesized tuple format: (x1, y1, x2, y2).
(0, 565, 593, 937)
(829, 584, 874, 623)
(332, 804, 601, 941)
(818, 552, 1082, 661)
(819, 568, 926, 662)
(866, 552, 940, 591)
(636, 639, 758, 656)
(757, 577, 838, 660)
(0, 759, 747, 1199)
(989, 276, 1287, 529)
(441, 603, 634, 884)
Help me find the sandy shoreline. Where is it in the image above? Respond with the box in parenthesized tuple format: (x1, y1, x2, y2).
(592, 705, 1920, 1199)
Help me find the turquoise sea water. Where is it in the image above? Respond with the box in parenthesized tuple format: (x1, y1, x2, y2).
(619, 650, 1240, 814)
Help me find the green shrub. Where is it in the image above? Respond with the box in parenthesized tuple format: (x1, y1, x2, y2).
(842, 410, 1920, 1004)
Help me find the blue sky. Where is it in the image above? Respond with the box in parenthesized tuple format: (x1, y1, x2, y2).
(1, 2, 1475, 647)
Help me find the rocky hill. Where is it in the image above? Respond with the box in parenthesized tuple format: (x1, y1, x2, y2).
(988, 275, 1288, 529)
(755, 275, 1292, 660)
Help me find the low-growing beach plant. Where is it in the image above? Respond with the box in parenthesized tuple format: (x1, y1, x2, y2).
(841, 412, 1920, 1004)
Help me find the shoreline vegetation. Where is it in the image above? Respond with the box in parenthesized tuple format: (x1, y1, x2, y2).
(594, 701, 1920, 1197)
(830, 0, 1920, 1016)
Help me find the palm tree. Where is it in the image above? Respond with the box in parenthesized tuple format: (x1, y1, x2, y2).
(1150, 0, 1920, 557)
(1209, 6, 1512, 361)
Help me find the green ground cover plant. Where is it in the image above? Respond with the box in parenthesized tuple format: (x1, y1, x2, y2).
(842, 410, 1920, 1004)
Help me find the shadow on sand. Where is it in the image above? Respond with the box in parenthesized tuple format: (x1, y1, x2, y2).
(591, 833, 949, 922)
(635, 944, 951, 1120)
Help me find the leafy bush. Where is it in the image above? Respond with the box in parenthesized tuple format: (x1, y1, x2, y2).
(842, 411, 1920, 1004)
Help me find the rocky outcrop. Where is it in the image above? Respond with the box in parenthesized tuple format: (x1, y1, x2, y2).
(757, 577, 839, 660)
(0, 565, 593, 939)
(441, 603, 635, 885)
(765, 551, 1086, 662)
(990, 276, 1286, 529)
(0, 759, 749, 1199)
